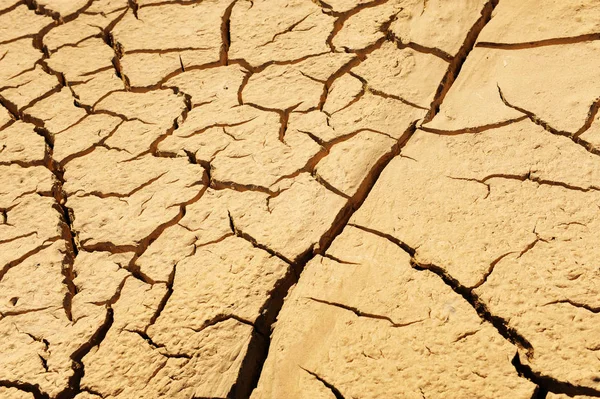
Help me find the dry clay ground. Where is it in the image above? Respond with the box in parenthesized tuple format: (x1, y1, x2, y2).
(1, 0, 600, 398)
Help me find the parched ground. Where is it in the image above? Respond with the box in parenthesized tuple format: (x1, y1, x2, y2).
(1, 0, 600, 398)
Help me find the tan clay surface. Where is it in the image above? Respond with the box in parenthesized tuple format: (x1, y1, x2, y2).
(0, 0, 599, 398)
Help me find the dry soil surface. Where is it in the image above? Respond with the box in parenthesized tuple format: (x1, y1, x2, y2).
(1, 0, 600, 398)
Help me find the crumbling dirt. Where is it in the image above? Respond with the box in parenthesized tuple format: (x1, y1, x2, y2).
(1, 0, 600, 398)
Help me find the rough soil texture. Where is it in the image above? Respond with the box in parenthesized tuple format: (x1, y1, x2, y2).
(0, 0, 599, 398)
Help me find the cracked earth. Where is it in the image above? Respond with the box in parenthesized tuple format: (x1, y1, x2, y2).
(1, 0, 600, 398)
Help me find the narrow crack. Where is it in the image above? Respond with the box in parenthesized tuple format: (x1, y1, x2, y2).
(498, 85, 600, 156)
(127, 0, 139, 19)
(512, 353, 600, 398)
(392, 37, 453, 62)
(55, 307, 114, 399)
(368, 86, 429, 110)
(273, 126, 397, 187)
(219, 0, 236, 65)
(123, 47, 213, 55)
(477, 32, 600, 50)
(454, 171, 600, 195)
(26, 0, 98, 23)
(324, 0, 392, 52)
(307, 297, 425, 328)
(227, 212, 293, 264)
(423, 0, 498, 122)
(258, 13, 312, 47)
(144, 264, 177, 331)
(3, 0, 594, 397)
(300, 368, 346, 399)
(0, 239, 59, 284)
(0, 380, 50, 399)
(349, 223, 535, 358)
(77, 172, 167, 199)
(420, 116, 528, 135)
(541, 299, 600, 314)
(355, 221, 600, 396)
(185, 314, 257, 335)
(238, 121, 419, 399)
(5, 78, 84, 324)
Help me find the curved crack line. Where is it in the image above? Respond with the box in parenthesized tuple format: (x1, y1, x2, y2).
(541, 299, 600, 314)
(301, 367, 346, 399)
(75, 172, 167, 199)
(347, 223, 535, 357)
(497, 85, 600, 156)
(307, 296, 426, 328)
(420, 116, 528, 135)
(423, 0, 498, 123)
(477, 32, 600, 50)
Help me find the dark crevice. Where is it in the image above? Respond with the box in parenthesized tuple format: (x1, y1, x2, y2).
(301, 368, 346, 399)
(228, 212, 293, 265)
(8, 68, 84, 325)
(212, 179, 279, 196)
(420, 115, 528, 135)
(127, 0, 139, 18)
(470, 250, 515, 289)
(59, 119, 126, 166)
(55, 308, 114, 399)
(220, 0, 236, 65)
(313, 174, 350, 199)
(321, 253, 357, 265)
(82, 184, 206, 259)
(349, 223, 535, 359)
(541, 299, 600, 314)
(460, 171, 600, 194)
(0, 0, 26, 17)
(307, 297, 425, 328)
(258, 14, 312, 48)
(186, 313, 258, 335)
(423, 0, 498, 122)
(530, 385, 547, 399)
(131, 329, 164, 349)
(38, 354, 49, 372)
(278, 104, 300, 142)
(138, 0, 206, 8)
(322, 69, 366, 114)
(0, 239, 58, 284)
(368, 86, 429, 110)
(317, 36, 388, 111)
(77, 172, 167, 199)
(26, 0, 98, 23)
(146, 90, 192, 154)
(123, 47, 212, 55)
(236, 121, 419, 398)
(51, 33, 102, 54)
(179, 54, 185, 72)
(512, 353, 600, 398)
(0, 380, 50, 399)
(394, 39, 453, 62)
(176, 116, 256, 139)
(226, 253, 300, 399)
(272, 126, 397, 187)
(128, 60, 224, 92)
(324, 0, 392, 52)
(412, 259, 535, 357)
(498, 85, 600, 156)
(144, 264, 177, 331)
(91, 274, 130, 306)
(477, 33, 600, 50)
(575, 97, 600, 138)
